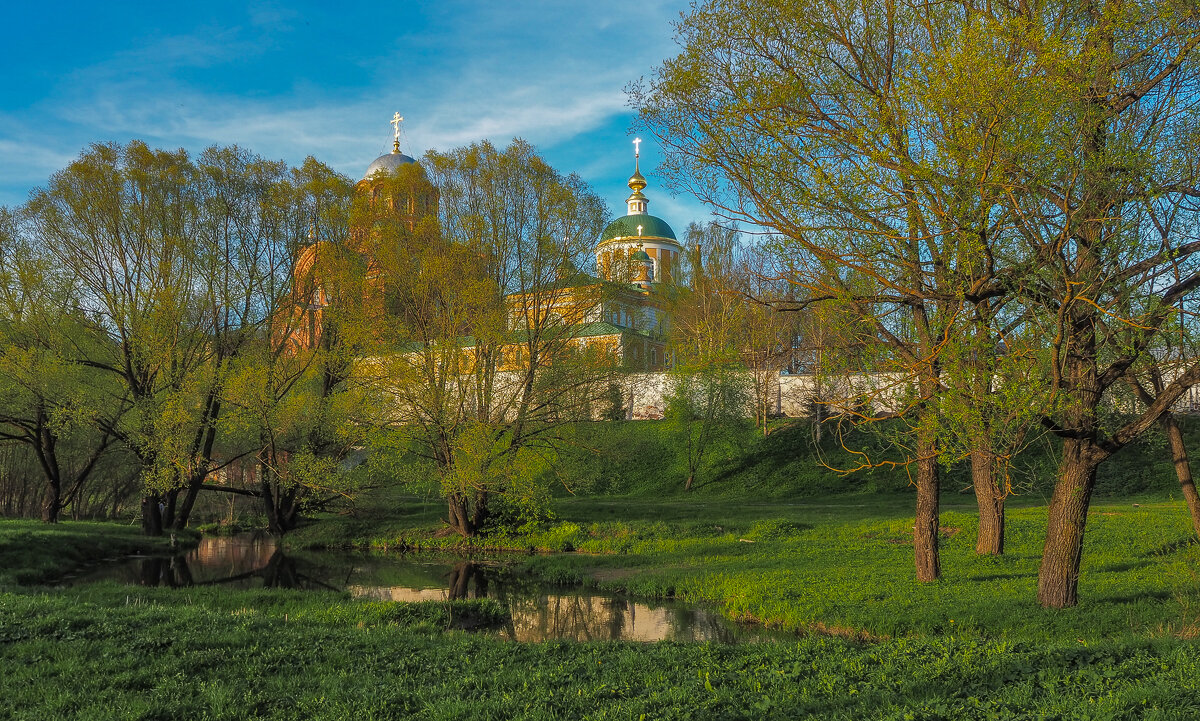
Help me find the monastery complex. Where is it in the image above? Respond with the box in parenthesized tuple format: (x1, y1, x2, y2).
(291, 119, 683, 373)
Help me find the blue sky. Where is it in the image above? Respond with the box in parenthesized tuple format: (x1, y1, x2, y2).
(0, 0, 710, 229)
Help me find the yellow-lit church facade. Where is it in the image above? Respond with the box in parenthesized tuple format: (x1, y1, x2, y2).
(289, 120, 683, 373)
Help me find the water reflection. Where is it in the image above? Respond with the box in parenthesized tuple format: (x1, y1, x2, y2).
(68, 535, 781, 643)
(73, 535, 340, 591)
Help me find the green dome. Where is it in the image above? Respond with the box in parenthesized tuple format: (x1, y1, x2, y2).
(630, 248, 652, 262)
(600, 214, 677, 243)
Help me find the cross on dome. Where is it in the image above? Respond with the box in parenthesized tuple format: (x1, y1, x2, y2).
(390, 112, 404, 152)
(626, 138, 649, 214)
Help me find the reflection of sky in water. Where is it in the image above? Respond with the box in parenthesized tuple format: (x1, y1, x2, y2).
(350, 584, 751, 642)
(66, 535, 782, 643)
(352, 586, 447, 602)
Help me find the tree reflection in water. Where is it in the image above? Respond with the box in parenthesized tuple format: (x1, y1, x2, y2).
(69, 536, 781, 643)
(136, 556, 194, 587)
(128, 549, 339, 591)
(447, 562, 488, 600)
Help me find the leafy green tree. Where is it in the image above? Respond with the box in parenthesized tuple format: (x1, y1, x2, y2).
(733, 243, 805, 436)
(665, 221, 754, 490)
(639, 0, 1200, 603)
(213, 157, 362, 536)
(637, 2, 1026, 580)
(664, 363, 750, 491)
(0, 208, 123, 522)
(975, 2, 1200, 607)
(25, 141, 349, 535)
(375, 140, 613, 536)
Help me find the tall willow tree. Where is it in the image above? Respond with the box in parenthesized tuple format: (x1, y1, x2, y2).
(217, 157, 361, 536)
(25, 141, 350, 535)
(639, 0, 1200, 605)
(375, 140, 612, 536)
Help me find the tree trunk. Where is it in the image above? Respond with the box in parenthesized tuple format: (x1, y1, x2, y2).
(912, 369, 940, 583)
(277, 487, 300, 534)
(685, 473, 695, 491)
(914, 424, 940, 582)
(447, 494, 473, 537)
(470, 490, 490, 531)
(1162, 414, 1200, 537)
(971, 444, 1005, 555)
(141, 493, 164, 537)
(163, 489, 178, 528)
(1037, 438, 1100, 608)
(41, 477, 61, 524)
(174, 398, 221, 531)
(173, 475, 204, 531)
(262, 468, 301, 537)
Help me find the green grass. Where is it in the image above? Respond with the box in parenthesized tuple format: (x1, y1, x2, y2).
(4, 580, 1200, 720)
(525, 416, 1200, 501)
(540, 419, 918, 498)
(6, 484, 1200, 718)
(291, 492, 1200, 644)
(520, 496, 1200, 643)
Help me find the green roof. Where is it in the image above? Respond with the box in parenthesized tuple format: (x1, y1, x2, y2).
(600, 214, 677, 243)
(572, 321, 628, 338)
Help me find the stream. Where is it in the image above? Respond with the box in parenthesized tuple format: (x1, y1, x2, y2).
(61, 533, 785, 643)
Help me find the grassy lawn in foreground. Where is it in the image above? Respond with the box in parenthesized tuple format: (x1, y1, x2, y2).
(4, 495, 1200, 719)
(287, 491, 1200, 644)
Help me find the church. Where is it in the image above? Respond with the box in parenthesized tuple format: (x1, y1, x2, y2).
(291, 117, 683, 371)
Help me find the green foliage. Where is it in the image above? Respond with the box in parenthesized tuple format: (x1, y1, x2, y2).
(13, 140, 360, 529)
(372, 140, 616, 536)
(599, 383, 626, 422)
(664, 365, 753, 490)
(535, 419, 913, 499)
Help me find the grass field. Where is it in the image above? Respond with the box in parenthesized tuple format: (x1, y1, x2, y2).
(288, 492, 1200, 644)
(5, 485, 1200, 719)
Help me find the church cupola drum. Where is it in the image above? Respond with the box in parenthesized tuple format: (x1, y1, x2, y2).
(595, 138, 681, 284)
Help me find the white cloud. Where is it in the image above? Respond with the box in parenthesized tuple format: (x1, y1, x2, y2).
(0, 138, 76, 186)
(0, 1, 702, 212)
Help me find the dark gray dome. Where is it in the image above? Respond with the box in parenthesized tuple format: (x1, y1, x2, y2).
(363, 150, 416, 180)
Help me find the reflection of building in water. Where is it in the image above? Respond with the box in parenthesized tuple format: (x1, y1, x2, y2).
(347, 560, 753, 642)
(191, 534, 277, 574)
(66, 538, 772, 642)
(498, 593, 735, 642)
(349, 586, 449, 602)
